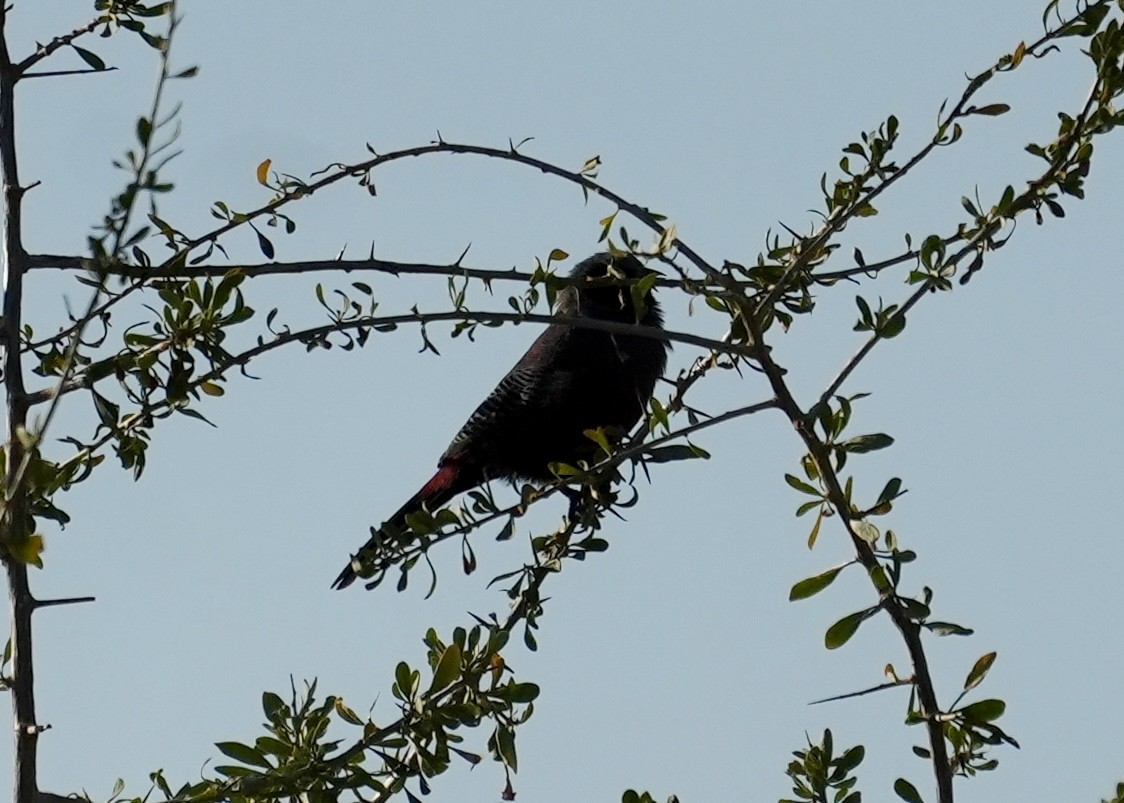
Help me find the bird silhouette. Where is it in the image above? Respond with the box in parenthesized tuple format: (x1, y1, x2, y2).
(333, 252, 668, 589)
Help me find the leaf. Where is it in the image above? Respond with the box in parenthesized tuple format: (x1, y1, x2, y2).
(136, 116, 151, 146)
(643, 444, 710, 463)
(72, 45, 106, 70)
(877, 477, 904, 505)
(200, 381, 224, 397)
(92, 391, 120, 430)
(262, 692, 286, 724)
(9, 534, 44, 569)
(806, 510, 824, 549)
(255, 228, 275, 259)
(495, 724, 518, 771)
(837, 744, 865, 772)
(256, 158, 272, 186)
(789, 564, 846, 601)
(395, 661, 415, 698)
(854, 520, 879, 543)
(841, 433, 894, 454)
(215, 741, 271, 769)
(583, 427, 614, 455)
(893, 778, 923, 803)
(784, 473, 821, 496)
(547, 248, 569, 263)
(428, 644, 462, 695)
(964, 651, 997, 692)
(825, 608, 875, 650)
(925, 621, 974, 637)
(970, 103, 1011, 116)
(960, 698, 1005, 723)
(508, 682, 540, 703)
(882, 311, 906, 338)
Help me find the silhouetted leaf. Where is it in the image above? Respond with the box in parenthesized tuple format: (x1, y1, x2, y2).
(789, 564, 846, 601)
(893, 778, 923, 803)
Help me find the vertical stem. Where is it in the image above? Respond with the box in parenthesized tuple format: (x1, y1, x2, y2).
(0, 8, 39, 803)
(741, 306, 955, 803)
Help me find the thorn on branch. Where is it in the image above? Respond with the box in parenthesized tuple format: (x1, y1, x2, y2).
(32, 595, 96, 610)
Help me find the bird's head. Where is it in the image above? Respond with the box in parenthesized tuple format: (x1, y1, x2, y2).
(559, 252, 663, 326)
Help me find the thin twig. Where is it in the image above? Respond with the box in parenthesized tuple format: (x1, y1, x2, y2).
(14, 18, 99, 74)
(808, 678, 913, 706)
(31, 596, 95, 610)
(22, 67, 117, 79)
(23, 309, 749, 407)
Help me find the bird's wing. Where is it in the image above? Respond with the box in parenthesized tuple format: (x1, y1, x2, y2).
(442, 363, 558, 461)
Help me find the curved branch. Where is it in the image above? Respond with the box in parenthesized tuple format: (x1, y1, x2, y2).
(756, 19, 1077, 315)
(14, 19, 99, 75)
(26, 252, 697, 290)
(25, 308, 747, 407)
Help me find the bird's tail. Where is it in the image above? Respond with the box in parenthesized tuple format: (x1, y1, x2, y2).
(331, 463, 468, 590)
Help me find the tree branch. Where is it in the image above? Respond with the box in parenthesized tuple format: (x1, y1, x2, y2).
(21, 67, 118, 79)
(14, 18, 99, 74)
(24, 308, 749, 407)
(25, 252, 695, 290)
(0, 5, 41, 800)
(745, 309, 955, 803)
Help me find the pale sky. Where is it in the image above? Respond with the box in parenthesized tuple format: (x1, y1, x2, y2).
(5, 3, 1124, 802)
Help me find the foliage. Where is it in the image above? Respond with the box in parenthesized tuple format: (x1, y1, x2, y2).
(2, 1, 1123, 802)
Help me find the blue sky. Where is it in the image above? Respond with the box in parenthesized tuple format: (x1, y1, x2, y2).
(4, 2, 1124, 802)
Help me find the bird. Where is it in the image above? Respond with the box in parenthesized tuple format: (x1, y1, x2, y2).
(332, 252, 669, 589)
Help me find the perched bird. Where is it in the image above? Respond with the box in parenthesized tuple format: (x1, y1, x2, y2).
(332, 252, 669, 589)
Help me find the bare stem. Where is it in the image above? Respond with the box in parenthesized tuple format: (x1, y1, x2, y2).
(0, 5, 40, 800)
(14, 19, 100, 74)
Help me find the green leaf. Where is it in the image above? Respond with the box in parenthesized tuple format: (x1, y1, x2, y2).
(882, 311, 906, 338)
(333, 698, 363, 725)
(72, 45, 106, 70)
(495, 682, 540, 703)
(877, 478, 903, 505)
(9, 533, 44, 569)
(869, 564, 892, 593)
(495, 724, 518, 771)
(807, 509, 824, 549)
(924, 621, 974, 637)
(789, 564, 846, 601)
(785, 473, 821, 496)
(840, 433, 894, 454)
(135, 116, 151, 146)
(215, 741, 271, 769)
(970, 103, 1011, 116)
(91, 391, 119, 430)
(395, 661, 416, 699)
(893, 778, 923, 803)
(643, 444, 710, 463)
(428, 644, 462, 695)
(583, 427, 614, 456)
(964, 651, 997, 692)
(825, 608, 876, 650)
(837, 744, 865, 772)
(960, 698, 1005, 723)
(262, 691, 286, 723)
(255, 228, 275, 259)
